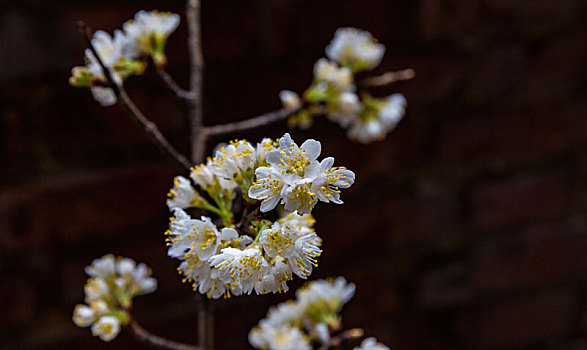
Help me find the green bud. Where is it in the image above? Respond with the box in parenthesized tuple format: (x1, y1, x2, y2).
(344, 59, 371, 74)
(112, 309, 131, 325)
(251, 219, 272, 234)
(359, 93, 382, 123)
(149, 34, 169, 67)
(69, 66, 95, 87)
(114, 58, 147, 78)
(287, 109, 313, 130)
(304, 83, 330, 103)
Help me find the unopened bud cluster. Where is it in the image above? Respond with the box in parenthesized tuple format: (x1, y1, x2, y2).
(165, 133, 354, 298)
(280, 28, 407, 143)
(69, 10, 179, 106)
(72, 255, 157, 342)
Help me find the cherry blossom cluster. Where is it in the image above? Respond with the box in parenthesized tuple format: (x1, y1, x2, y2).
(280, 28, 407, 143)
(167, 138, 278, 225)
(69, 10, 180, 106)
(72, 255, 157, 342)
(249, 277, 356, 349)
(250, 277, 390, 350)
(165, 133, 354, 298)
(248, 133, 355, 214)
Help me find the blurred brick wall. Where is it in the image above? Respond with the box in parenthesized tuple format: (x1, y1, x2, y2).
(1, 0, 586, 349)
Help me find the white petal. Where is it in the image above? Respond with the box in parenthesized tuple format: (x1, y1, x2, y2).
(300, 139, 321, 161)
(260, 195, 280, 212)
(219, 228, 238, 241)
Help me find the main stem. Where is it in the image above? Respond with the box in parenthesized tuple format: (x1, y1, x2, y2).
(187, 0, 206, 165)
(186, 1, 211, 350)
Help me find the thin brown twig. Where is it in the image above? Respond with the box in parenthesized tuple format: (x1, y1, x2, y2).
(129, 320, 200, 350)
(117, 88, 192, 171)
(202, 107, 300, 137)
(185, 1, 210, 348)
(237, 205, 260, 232)
(207, 301, 215, 350)
(186, 0, 206, 164)
(156, 66, 196, 101)
(78, 22, 116, 87)
(196, 295, 208, 350)
(360, 68, 415, 88)
(78, 21, 192, 172)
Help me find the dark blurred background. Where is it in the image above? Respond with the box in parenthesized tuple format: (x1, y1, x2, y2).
(1, 0, 586, 349)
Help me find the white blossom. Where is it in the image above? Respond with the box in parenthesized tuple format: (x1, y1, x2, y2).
(250, 133, 354, 214)
(311, 157, 355, 204)
(218, 177, 238, 192)
(310, 323, 330, 344)
(167, 209, 253, 298)
(190, 163, 215, 189)
(112, 258, 157, 296)
(74, 255, 157, 339)
(288, 233, 322, 279)
(264, 301, 305, 327)
(279, 90, 302, 110)
(327, 91, 361, 128)
(250, 277, 359, 349)
(353, 337, 390, 350)
(91, 300, 109, 315)
(167, 209, 244, 261)
(259, 256, 293, 294)
(126, 261, 158, 295)
(256, 138, 278, 164)
(266, 134, 321, 176)
(249, 324, 311, 350)
(249, 166, 291, 212)
(85, 30, 125, 79)
(260, 222, 299, 259)
(296, 277, 356, 315)
(73, 304, 97, 327)
(90, 86, 117, 106)
(85, 255, 157, 298)
(182, 258, 231, 299)
(190, 160, 239, 193)
(209, 140, 256, 179)
(326, 28, 385, 72)
(250, 133, 322, 214)
(209, 247, 268, 295)
(85, 254, 116, 279)
(73, 300, 109, 327)
(278, 212, 316, 235)
(166, 176, 197, 210)
(347, 119, 387, 143)
(347, 93, 406, 144)
(84, 278, 110, 303)
(122, 10, 180, 61)
(259, 221, 322, 279)
(281, 176, 319, 214)
(171, 214, 320, 298)
(313, 58, 353, 91)
(379, 93, 406, 129)
(116, 258, 136, 276)
(91, 315, 121, 342)
(83, 30, 127, 106)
